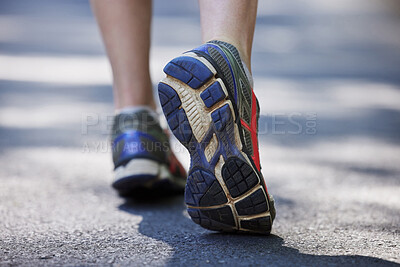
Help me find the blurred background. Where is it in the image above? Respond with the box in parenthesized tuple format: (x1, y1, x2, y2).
(0, 0, 399, 266)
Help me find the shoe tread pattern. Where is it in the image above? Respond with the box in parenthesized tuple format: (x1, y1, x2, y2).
(240, 216, 272, 233)
(185, 169, 227, 207)
(222, 158, 259, 198)
(187, 206, 235, 232)
(234, 188, 268, 216)
(159, 54, 273, 234)
(164, 56, 213, 89)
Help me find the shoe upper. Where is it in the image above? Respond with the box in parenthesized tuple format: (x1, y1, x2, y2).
(190, 41, 262, 172)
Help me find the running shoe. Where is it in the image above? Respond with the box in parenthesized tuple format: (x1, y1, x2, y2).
(111, 109, 186, 198)
(158, 40, 275, 234)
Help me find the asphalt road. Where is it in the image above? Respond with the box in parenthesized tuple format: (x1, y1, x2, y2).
(0, 0, 400, 266)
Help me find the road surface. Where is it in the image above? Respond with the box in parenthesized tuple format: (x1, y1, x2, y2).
(0, 0, 399, 266)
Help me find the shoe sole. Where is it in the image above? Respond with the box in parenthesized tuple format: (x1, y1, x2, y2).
(158, 52, 273, 234)
(113, 158, 185, 197)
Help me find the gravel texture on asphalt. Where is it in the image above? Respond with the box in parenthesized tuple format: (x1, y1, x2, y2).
(0, 0, 399, 266)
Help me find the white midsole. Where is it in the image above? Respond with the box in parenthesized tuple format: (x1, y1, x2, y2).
(114, 158, 186, 188)
(114, 158, 160, 181)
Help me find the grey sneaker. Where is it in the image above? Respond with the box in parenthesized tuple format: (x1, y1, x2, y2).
(111, 109, 186, 198)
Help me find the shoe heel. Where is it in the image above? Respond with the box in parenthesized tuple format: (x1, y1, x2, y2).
(222, 157, 273, 234)
(184, 158, 273, 234)
(112, 158, 160, 196)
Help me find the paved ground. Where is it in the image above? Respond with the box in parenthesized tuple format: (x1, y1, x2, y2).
(0, 0, 400, 266)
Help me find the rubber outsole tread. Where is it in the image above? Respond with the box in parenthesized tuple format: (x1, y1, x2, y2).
(167, 109, 192, 145)
(188, 206, 235, 231)
(222, 158, 259, 198)
(200, 81, 226, 108)
(240, 216, 272, 233)
(158, 83, 181, 116)
(164, 56, 213, 89)
(234, 188, 268, 216)
(159, 52, 273, 234)
(158, 83, 193, 145)
(211, 104, 231, 132)
(185, 169, 227, 207)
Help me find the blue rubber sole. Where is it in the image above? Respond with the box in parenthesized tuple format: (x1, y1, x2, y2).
(158, 53, 273, 234)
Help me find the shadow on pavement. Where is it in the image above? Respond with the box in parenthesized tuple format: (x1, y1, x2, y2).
(119, 197, 398, 266)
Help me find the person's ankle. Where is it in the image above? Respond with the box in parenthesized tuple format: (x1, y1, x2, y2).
(114, 105, 160, 131)
(115, 105, 156, 115)
(114, 97, 157, 113)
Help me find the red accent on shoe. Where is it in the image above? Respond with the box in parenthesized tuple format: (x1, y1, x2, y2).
(240, 119, 251, 131)
(250, 91, 261, 171)
(168, 151, 186, 178)
(240, 90, 261, 172)
(169, 154, 177, 174)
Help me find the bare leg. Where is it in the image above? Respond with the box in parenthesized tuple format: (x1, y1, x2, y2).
(90, 0, 155, 110)
(198, 0, 258, 72)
